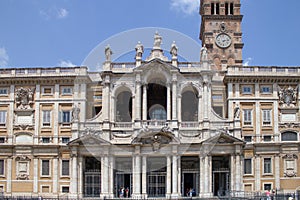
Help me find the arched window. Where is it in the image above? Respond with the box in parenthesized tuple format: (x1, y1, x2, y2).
(149, 104, 167, 120)
(281, 131, 298, 141)
(181, 90, 198, 122)
(116, 91, 132, 122)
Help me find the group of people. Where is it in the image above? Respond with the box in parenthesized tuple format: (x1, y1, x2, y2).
(186, 188, 195, 197)
(119, 187, 130, 198)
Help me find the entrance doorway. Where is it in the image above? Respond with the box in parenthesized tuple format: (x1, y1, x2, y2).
(212, 156, 230, 197)
(147, 157, 167, 197)
(181, 156, 200, 197)
(84, 157, 101, 197)
(115, 173, 132, 197)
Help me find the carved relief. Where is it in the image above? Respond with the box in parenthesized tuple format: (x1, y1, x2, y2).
(283, 154, 298, 178)
(15, 87, 35, 109)
(278, 86, 298, 107)
(15, 155, 31, 180)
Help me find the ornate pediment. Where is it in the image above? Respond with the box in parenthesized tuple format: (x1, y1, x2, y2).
(203, 132, 244, 144)
(68, 134, 110, 146)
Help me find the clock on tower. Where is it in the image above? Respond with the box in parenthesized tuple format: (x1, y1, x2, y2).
(199, 0, 244, 70)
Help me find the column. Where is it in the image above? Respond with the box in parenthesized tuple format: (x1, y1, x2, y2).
(203, 83, 208, 119)
(275, 155, 280, 190)
(172, 155, 179, 197)
(208, 156, 212, 194)
(33, 157, 38, 193)
(135, 78, 141, 121)
(230, 155, 235, 191)
(227, 83, 234, 119)
(53, 157, 59, 194)
(71, 155, 78, 196)
(203, 156, 209, 196)
(255, 156, 261, 191)
(34, 85, 40, 145)
(101, 156, 109, 197)
(273, 100, 279, 142)
(142, 85, 147, 120)
(111, 96, 115, 122)
(132, 155, 141, 197)
(172, 76, 177, 120)
(80, 83, 87, 121)
(166, 156, 172, 197)
(178, 96, 182, 122)
(235, 154, 241, 191)
(142, 156, 147, 198)
(199, 156, 204, 197)
(167, 83, 171, 121)
(109, 156, 115, 198)
(6, 157, 12, 193)
(255, 102, 261, 142)
(78, 157, 83, 197)
(103, 76, 110, 121)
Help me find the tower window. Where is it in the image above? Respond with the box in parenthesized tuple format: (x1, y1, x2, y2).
(225, 3, 229, 15)
(230, 3, 234, 15)
(211, 3, 220, 15)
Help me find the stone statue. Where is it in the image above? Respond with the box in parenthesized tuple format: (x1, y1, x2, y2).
(105, 45, 113, 61)
(72, 105, 80, 121)
(135, 41, 144, 58)
(200, 44, 208, 61)
(153, 32, 162, 49)
(170, 41, 178, 57)
(15, 87, 34, 109)
(234, 103, 240, 119)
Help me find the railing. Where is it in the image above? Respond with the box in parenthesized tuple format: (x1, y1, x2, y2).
(143, 120, 166, 127)
(180, 122, 199, 128)
(228, 65, 300, 75)
(111, 62, 136, 69)
(114, 122, 133, 128)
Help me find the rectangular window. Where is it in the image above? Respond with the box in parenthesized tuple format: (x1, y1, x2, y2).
(242, 86, 252, 94)
(62, 160, 70, 176)
(0, 88, 8, 95)
(263, 135, 272, 142)
(42, 110, 51, 126)
(0, 137, 5, 143)
(62, 186, 69, 193)
(60, 111, 71, 123)
(244, 136, 252, 143)
(262, 109, 271, 126)
(42, 160, 50, 176)
(261, 86, 272, 94)
(230, 3, 234, 15)
(0, 111, 6, 126)
(62, 137, 70, 144)
(264, 158, 272, 174)
(264, 183, 272, 191)
(42, 137, 50, 143)
(62, 87, 72, 95)
(243, 109, 252, 126)
(244, 159, 252, 174)
(42, 87, 53, 95)
(0, 160, 4, 175)
(41, 185, 50, 193)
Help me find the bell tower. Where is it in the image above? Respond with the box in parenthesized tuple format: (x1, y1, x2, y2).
(200, 0, 244, 69)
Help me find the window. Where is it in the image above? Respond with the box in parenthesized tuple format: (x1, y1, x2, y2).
(62, 186, 69, 193)
(243, 109, 252, 126)
(42, 160, 50, 176)
(261, 86, 272, 94)
(41, 185, 50, 193)
(264, 183, 272, 191)
(42, 137, 50, 143)
(62, 87, 72, 95)
(62, 160, 70, 176)
(262, 109, 271, 126)
(42, 110, 51, 126)
(242, 86, 252, 94)
(263, 158, 272, 174)
(244, 136, 252, 143)
(42, 87, 53, 95)
(282, 131, 298, 141)
(0, 137, 5, 143)
(0, 160, 4, 175)
(211, 3, 220, 15)
(0, 111, 6, 126)
(62, 137, 70, 144)
(0, 88, 8, 95)
(263, 135, 272, 142)
(149, 105, 167, 120)
(244, 159, 252, 174)
(59, 111, 71, 123)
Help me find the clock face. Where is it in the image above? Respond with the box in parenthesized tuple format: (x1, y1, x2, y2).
(215, 33, 232, 48)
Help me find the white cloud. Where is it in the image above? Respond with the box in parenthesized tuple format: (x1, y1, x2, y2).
(40, 7, 69, 20)
(243, 57, 253, 66)
(170, 0, 200, 15)
(0, 47, 9, 66)
(58, 60, 76, 67)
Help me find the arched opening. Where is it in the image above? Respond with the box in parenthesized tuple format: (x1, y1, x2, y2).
(147, 79, 167, 120)
(181, 90, 198, 121)
(116, 91, 132, 122)
(281, 131, 298, 141)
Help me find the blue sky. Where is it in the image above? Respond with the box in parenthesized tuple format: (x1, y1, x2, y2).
(0, 0, 300, 68)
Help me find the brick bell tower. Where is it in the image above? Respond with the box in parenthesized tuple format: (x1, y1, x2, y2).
(200, 0, 244, 70)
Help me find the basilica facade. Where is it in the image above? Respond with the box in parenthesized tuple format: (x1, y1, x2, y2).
(0, 0, 300, 199)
